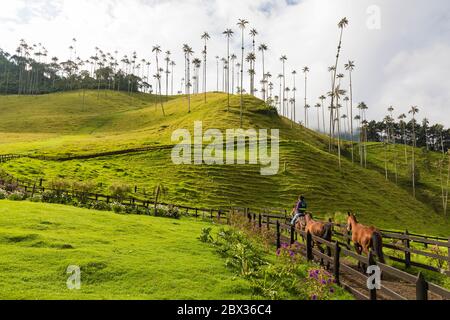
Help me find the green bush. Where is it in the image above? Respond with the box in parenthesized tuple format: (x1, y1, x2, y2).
(0, 188, 7, 200)
(90, 201, 112, 211)
(111, 202, 125, 214)
(7, 191, 25, 201)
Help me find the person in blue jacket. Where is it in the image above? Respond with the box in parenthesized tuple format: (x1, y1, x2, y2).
(291, 195, 307, 225)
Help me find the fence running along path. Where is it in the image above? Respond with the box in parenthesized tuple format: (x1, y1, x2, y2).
(238, 209, 450, 301)
(1, 154, 450, 299)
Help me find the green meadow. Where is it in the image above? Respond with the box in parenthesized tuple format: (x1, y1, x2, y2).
(1, 91, 449, 235)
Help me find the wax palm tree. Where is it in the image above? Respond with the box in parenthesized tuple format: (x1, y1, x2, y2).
(237, 18, 249, 127)
(302, 66, 309, 125)
(358, 102, 369, 167)
(246, 53, 256, 96)
(315, 95, 325, 134)
(170, 60, 176, 95)
(345, 60, 355, 162)
(215, 56, 220, 91)
(334, 86, 347, 170)
(183, 44, 194, 113)
(277, 73, 283, 113)
(292, 70, 297, 122)
(201, 32, 210, 102)
(258, 43, 268, 101)
(223, 28, 234, 111)
(398, 113, 408, 164)
(329, 17, 349, 151)
(152, 45, 163, 109)
(315, 103, 322, 131)
(280, 55, 287, 117)
(164, 51, 171, 97)
(249, 28, 258, 95)
(409, 106, 419, 197)
(230, 54, 237, 94)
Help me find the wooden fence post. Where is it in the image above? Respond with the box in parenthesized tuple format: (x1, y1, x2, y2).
(258, 213, 262, 229)
(306, 231, 313, 261)
(276, 221, 281, 249)
(290, 225, 295, 245)
(346, 229, 351, 247)
(416, 272, 428, 300)
(405, 230, 411, 269)
(333, 242, 341, 285)
(368, 251, 377, 301)
(31, 183, 36, 198)
(266, 216, 270, 230)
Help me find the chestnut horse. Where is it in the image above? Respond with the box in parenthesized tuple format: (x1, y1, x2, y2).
(296, 213, 333, 266)
(347, 212, 385, 263)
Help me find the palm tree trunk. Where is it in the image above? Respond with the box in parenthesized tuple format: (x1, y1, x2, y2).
(240, 29, 244, 128)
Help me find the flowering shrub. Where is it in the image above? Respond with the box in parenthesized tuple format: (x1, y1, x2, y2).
(7, 190, 25, 201)
(306, 268, 338, 300)
(111, 201, 126, 213)
(276, 242, 303, 264)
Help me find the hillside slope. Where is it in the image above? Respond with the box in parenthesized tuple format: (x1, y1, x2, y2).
(1, 90, 449, 235)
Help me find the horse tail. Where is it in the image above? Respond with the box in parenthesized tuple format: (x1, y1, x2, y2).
(371, 231, 385, 263)
(323, 223, 333, 242)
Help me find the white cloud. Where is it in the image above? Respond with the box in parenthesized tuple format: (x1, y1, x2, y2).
(0, 0, 449, 126)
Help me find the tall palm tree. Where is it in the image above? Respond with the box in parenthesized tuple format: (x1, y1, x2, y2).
(223, 29, 234, 111)
(329, 17, 349, 151)
(315, 103, 322, 131)
(280, 55, 287, 117)
(302, 66, 309, 126)
(319, 95, 327, 133)
(201, 32, 210, 102)
(183, 44, 194, 113)
(345, 60, 356, 163)
(334, 86, 347, 170)
(398, 113, 408, 165)
(170, 60, 176, 95)
(277, 73, 283, 114)
(237, 18, 249, 128)
(230, 54, 237, 94)
(246, 53, 256, 96)
(249, 28, 258, 95)
(258, 44, 268, 101)
(291, 70, 297, 123)
(164, 51, 171, 98)
(409, 106, 419, 198)
(152, 45, 163, 109)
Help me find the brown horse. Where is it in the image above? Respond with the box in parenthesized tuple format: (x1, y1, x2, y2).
(296, 213, 333, 266)
(347, 212, 385, 263)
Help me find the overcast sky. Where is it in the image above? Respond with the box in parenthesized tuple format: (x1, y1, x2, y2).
(1, 0, 449, 127)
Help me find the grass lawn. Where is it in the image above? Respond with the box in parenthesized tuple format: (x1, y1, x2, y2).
(0, 200, 255, 299)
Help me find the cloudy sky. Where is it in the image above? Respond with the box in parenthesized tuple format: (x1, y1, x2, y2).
(1, 0, 449, 127)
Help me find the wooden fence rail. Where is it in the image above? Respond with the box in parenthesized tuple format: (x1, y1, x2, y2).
(250, 212, 450, 301)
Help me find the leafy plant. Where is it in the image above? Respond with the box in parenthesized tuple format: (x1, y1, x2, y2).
(198, 227, 214, 243)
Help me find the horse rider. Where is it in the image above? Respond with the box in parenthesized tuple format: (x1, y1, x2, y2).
(291, 195, 307, 225)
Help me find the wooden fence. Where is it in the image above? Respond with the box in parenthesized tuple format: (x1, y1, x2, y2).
(241, 211, 450, 300)
(0, 154, 21, 163)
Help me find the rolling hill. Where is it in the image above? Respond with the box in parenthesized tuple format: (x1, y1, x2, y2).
(0, 90, 449, 235)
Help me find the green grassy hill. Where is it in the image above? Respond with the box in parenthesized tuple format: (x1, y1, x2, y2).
(1, 90, 449, 235)
(0, 200, 254, 299)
